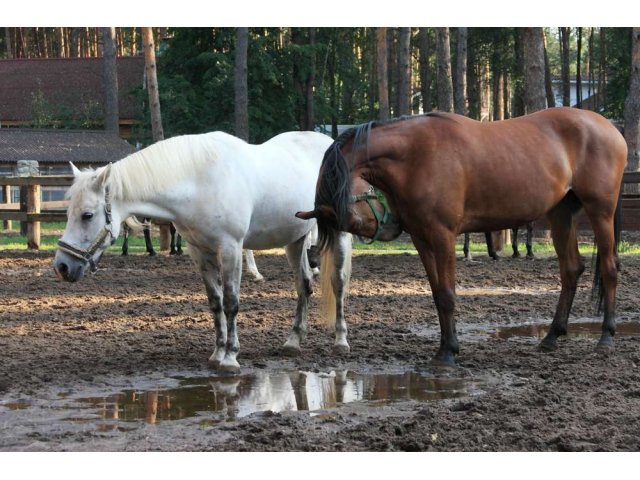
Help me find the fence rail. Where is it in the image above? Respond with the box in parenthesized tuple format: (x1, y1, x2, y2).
(2, 173, 640, 250)
(0, 175, 72, 249)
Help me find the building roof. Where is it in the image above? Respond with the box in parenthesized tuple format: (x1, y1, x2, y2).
(0, 129, 136, 164)
(0, 57, 145, 124)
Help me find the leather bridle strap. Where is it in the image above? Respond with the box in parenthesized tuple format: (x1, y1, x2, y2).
(57, 186, 115, 273)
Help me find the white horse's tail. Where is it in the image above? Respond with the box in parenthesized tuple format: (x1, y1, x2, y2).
(319, 233, 352, 328)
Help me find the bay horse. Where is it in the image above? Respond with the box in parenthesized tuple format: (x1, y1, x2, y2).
(53, 131, 352, 373)
(297, 107, 626, 365)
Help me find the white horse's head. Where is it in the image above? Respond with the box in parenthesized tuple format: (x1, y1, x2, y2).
(53, 162, 123, 282)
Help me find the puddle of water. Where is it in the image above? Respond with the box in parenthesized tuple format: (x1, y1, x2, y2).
(0, 369, 487, 432)
(493, 321, 640, 340)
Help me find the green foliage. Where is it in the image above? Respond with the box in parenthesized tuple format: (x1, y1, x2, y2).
(124, 27, 635, 145)
(604, 27, 632, 119)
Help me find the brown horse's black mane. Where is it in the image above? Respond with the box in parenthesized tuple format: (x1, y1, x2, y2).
(316, 112, 452, 250)
(334, 111, 453, 150)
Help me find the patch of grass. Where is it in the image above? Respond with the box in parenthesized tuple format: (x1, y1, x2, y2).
(4, 224, 640, 257)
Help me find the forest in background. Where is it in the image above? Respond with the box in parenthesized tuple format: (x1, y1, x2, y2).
(0, 27, 636, 146)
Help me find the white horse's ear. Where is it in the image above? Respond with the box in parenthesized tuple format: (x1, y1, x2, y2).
(93, 162, 112, 191)
(70, 162, 81, 177)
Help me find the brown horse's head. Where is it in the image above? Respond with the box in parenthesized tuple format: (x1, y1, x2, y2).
(296, 126, 402, 248)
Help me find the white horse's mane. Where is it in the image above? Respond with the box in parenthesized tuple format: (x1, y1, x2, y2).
(68, 132, 244, 201)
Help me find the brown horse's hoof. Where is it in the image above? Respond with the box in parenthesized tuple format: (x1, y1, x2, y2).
(538, 339, 557, 352)
(430, 353, 456, 368)
(596, 335, 614, 353)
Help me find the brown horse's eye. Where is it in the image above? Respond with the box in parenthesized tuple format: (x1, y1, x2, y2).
(81, 212, 94, 221)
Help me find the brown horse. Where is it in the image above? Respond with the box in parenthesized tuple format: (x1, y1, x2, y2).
(297, 107, 627, 366)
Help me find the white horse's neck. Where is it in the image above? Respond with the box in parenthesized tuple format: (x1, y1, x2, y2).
(116, 198, 177, 223)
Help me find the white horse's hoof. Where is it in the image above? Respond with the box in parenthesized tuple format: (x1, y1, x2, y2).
(332, 343, 350, 355)
(218, 358, 241, 374)
(250, 274, 265, 282)
(282, 344, 302, 356)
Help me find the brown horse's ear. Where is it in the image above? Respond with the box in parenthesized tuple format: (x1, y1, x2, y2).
(315, 205, 339, 224)
(296, 210, 318, 220)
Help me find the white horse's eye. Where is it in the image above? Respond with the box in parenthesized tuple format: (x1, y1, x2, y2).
(81, 212, 94, 221)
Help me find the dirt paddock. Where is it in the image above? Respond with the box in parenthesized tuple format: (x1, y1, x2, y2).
(1, 246, 640, 452)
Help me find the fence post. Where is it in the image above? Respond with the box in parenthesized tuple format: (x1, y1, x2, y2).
(26, 183, 41, 250)
(17, 160, 39, 237)
(2, 185, 11, 230)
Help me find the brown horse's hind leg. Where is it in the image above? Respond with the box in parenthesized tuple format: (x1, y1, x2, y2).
(412, 233, 459, 366)
(583, 211, 619, 350)
(540, 197, 585, 351)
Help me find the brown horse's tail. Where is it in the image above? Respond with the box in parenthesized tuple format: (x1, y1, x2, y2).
(592, 188, 623, 314)
(319, 233, 352, 328)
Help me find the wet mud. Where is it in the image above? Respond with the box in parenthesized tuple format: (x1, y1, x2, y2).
(2, 247, 640, 451)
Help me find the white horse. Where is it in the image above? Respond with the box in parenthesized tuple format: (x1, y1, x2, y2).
(53, 131, 352, 373)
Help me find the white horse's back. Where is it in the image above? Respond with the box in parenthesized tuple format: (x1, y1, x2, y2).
(169, 131, 330, 251)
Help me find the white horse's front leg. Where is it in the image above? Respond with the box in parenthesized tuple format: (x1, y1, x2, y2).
(192, 244, 243, 373)
(282, 235, 313, 355)
(219, 242, 243, 373)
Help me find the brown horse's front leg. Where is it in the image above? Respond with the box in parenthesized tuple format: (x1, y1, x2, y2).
(412, 234, 459, 366)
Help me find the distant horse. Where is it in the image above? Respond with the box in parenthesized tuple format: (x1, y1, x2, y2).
(462, 232, 497, 261)
(297, 108, 626, 365)
(122, 218, 183, 256)
(511, 223, 534, 258)
(120, 218, 269, 282)
(53, 131, 352, 373)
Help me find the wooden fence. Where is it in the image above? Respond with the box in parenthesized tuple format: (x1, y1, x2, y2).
(2, 172, 640, 250)
(0, 175, 72, 249)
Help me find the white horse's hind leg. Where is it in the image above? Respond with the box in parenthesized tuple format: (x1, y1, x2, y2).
(282, 235, 314, 356)
(331, 232, 352, 354)
(244, 249, 264, 281)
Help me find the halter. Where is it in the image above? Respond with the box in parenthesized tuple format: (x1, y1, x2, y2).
(57, 186, 116, 273)
(350, 185, 392, 244)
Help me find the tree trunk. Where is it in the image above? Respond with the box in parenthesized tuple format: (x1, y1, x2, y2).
(131, 28, 138, 56)
(560, 27, 571, 106)
(435, 27, 453, 112)
(397, 27, 411, 116)
(543, 30, 556, 108)
(388, 29, 398, 116)
(493, 71, 504, 121)
(4, 27, 13, 58)
(305, 28, 316, 130)
(598, 28, 607, 112)
(142, 27, 164, 142)
(291, 28, 316, 131)
(523, 27, 546, 114)
(624, 27, 640, 194)
(102, 27, 119, 134)
(588, 28, 594, 100)
(576, 27, 583, 107)
(512, 29, 525, 117)
(56, 27, 65, 58)
(479, 60, 491, 121)
(234, 27, 249, 141)
(418, 27, 431, 113)
(453, 27, 468, 115)
(376, 27, 390, 121)
(328, 34, 338, 137)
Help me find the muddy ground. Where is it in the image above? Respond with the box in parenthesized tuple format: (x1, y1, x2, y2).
(1, 243, 640, 452)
